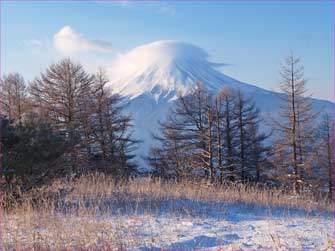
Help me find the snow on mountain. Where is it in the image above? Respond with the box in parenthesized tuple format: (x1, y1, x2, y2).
(107, 40, 264, 100)
(107, 40, 334, 171)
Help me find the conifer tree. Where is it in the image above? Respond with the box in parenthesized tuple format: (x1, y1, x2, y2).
(272, 53, 317, 193)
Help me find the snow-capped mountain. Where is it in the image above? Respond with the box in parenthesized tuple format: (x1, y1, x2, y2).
(107, 40, 266, 100)
(107, 40, 333, 170)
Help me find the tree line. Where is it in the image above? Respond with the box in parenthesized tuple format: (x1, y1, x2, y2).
(1, 59, 138, 192)
(148, 53, 333, 198)
(1, 54, 333, 199)
(148, 84, 270, 184)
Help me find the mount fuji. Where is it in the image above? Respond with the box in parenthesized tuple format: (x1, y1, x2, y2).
(106, 40, 333, 170)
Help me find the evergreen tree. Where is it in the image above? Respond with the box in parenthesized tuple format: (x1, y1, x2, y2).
(2, 116, 78, 192)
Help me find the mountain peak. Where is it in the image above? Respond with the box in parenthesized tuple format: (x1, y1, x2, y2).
(107, 41, 216, 99)
(107, 40, 253, 100)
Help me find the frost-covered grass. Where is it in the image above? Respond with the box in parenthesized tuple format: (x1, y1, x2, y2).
(2, 173, 334, 250)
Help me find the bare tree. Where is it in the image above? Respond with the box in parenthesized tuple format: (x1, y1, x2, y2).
(0, 73, 28, 122)
(88, 69, 138, 176)
(149, 83, 216, 182)
(317, 114, 334, 199)
(245, 119, 271, 182)
(214, 90, 224, 182)
(213, 88, 238, 182)
(150, 84, 270, 184)
(30, 59, 95, 171)
(233, 90, 260, 182)
(149, 126, 192, 179)
(272, 53, 317, 193)
(30, 58, 95, 129)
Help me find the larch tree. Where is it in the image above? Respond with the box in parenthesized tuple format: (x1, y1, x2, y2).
(233, 90, 260, 182)
(90, 69, 138, 176)
(149, 83, 216, 182)
(178, 83, 216, 182)
(244, 118, 271, 182)
(30, 58, 95, 171)
(148, 124, 193, 179)
(0, 73, 28, 122)
(30, 58, 95, 129)
(317, 114, 334, 199)
(150, 84, 269, 184)
(213, 87, 238, 182)
(272, 53, 317, 194)
(214, 90, 224, 182)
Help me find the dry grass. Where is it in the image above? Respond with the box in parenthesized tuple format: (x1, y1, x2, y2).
(2, 173, 333, 250)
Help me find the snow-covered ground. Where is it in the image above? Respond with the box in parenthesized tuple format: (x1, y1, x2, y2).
(3, 200, 333, 250)
(101, 213, 332, 250)
(3, 176, 333, 250)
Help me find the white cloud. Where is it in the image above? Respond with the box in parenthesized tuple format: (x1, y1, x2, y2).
(53, 25, 114, 54)
(110, 2, 176, 16)
(157, 5, 176, 16)
(24, 39, 43, 48)
(113, 0, 133, 8)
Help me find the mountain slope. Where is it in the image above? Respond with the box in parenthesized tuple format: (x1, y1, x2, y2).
(107, 40, 334, 171)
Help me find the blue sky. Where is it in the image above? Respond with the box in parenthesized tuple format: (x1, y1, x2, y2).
(1, 1, 334, 101)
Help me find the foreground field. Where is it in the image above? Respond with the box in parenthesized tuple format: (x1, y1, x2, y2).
(2, 174, 334, 250)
